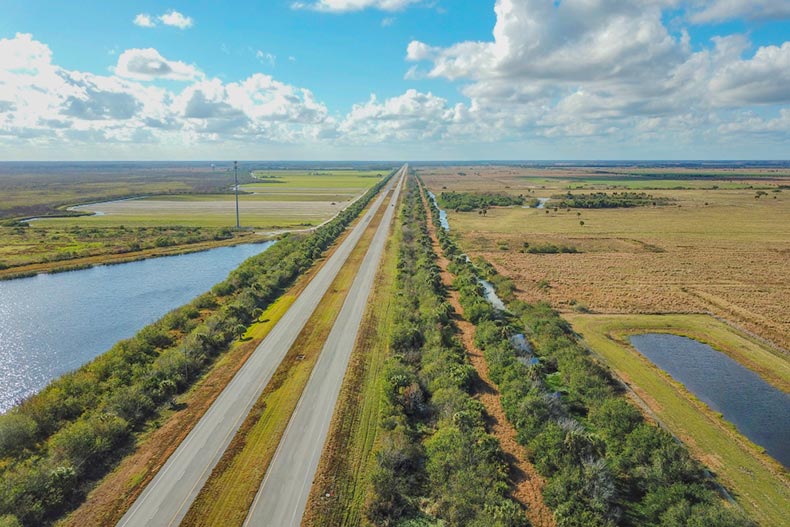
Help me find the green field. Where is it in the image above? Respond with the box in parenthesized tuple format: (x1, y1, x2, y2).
(144, 193, 358, 202)
(31, 204, 337, 229)
(28, 171, 386, 230)
(249, 169, 385, 187)
(567, 313, 789, 527)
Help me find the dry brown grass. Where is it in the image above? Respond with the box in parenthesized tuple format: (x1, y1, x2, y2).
(420, 166, 790, 352)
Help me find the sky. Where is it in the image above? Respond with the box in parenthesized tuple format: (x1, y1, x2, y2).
(0, 0, 789, 160)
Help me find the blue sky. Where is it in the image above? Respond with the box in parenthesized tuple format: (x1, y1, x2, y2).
(0, 0, 789, 160)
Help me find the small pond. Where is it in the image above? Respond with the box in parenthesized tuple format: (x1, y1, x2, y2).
(629, 333, 790, 468)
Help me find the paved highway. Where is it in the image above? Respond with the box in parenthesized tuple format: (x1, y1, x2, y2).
(116, 165, 407, 527)
(243, 165, 405, 527)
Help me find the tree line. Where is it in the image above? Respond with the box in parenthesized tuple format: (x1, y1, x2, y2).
(438, 191, 525, 212)
(424, 182, 754, 527)
(0, 171, 396, 527)
(552, 192, 672, 208)
(365, 178, 527, 527)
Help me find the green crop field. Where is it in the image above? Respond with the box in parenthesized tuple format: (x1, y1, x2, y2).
(245, 170, 385, 191)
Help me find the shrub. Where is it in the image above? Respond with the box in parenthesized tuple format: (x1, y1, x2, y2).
(0, 414, 37, 457)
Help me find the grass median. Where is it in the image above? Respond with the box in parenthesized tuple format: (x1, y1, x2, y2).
(179, 189, 391, 527)
(301, 191, 401, 527)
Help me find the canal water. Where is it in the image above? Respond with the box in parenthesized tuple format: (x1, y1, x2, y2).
(629, 333, 790, 468)
(0, 241, 275, 412)
(480, 279, 507, 311)
(426, 190, 450, 230)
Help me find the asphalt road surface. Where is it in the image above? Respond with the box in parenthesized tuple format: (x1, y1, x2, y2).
(243, 165, 405, 527)
(116, 165, 406, 527)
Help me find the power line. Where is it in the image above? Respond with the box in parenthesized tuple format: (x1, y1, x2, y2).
(234, 160, 240, 229)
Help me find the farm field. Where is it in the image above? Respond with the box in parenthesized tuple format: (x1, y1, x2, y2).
(418, 165, 790, 192)
(0, 162, 250, 220)
(247, 169, 386, 190)
(419, 165, 790, 351)
(567, 313, 790, 527)
(30, 170, 383, 229)
(0, 166, 390, 274)
(33, 198, 347, 229)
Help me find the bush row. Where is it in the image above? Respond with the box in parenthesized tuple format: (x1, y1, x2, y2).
(423, 181, 753, 527)
(551, 191, 672, 209)
(438, 191, 525, 212)
(0, 170, 395, 526)
(366, 178, 527, 527)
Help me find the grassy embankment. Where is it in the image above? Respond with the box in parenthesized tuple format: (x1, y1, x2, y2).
(0, 226, 261, 280)
(179, 185, 391, 527)
(301, 186, 402, 527)
(567, 313, 790, 527)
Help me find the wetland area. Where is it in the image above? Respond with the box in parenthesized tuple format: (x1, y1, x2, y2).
(422, 163, 790, 525)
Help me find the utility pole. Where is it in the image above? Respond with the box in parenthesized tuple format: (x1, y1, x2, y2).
(234, 161, 240, 229)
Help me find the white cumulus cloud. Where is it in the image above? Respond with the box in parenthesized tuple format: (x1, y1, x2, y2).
(132, 10, 194, 29)
(689, 0, 790, 23)
(159, 10, 194, 29)
(0, 34, 333, 153)
(402, 0, 790, 149)
(115, 48, 203, 81)
(133, 13, 156, 28)
(710, 42, 790, 104)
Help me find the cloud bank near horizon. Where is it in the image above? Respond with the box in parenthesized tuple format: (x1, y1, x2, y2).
(1, 0, 789, 159)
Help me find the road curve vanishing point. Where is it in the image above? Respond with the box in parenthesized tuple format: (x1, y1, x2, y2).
(243, 165, 405, 527)
(116, 165, 407, 527)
